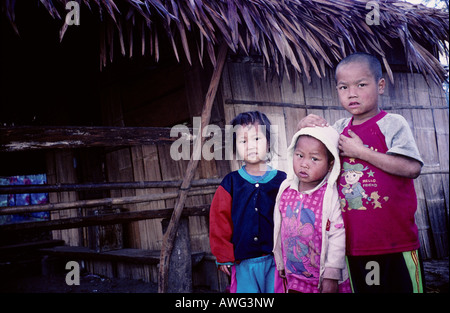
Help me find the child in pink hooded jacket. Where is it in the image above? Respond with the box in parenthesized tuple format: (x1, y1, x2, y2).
(273, 126, 350, 293)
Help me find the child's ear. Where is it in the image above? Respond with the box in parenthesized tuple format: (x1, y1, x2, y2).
(378, 78, 386, 94)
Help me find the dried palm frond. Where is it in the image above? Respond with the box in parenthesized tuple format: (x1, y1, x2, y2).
(3, 0, 449, 84)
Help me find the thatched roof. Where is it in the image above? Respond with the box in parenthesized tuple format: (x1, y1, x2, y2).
(3, 0, 449, 84)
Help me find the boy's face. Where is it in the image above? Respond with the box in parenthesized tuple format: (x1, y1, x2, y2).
(293, 135, 333, 191)
(235, 123, 268, 164)
(336, 61, 385, 124)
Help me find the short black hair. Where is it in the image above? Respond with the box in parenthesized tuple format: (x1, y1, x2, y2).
(335, 52, 383, 81)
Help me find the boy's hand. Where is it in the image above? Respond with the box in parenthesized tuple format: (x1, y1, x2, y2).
(278, 269, 286, 278)
(321, 278, 338, 293)
(296, 114, 329, 131)
(218, 265, 232, 276)
(340, 129, 422, 178)
(339, 129, 365, 158)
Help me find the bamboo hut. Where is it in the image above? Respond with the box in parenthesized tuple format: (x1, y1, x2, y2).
(0, 0, 448, 292)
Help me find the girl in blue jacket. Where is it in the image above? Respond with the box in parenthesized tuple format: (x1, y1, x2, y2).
(209, 111, 286, 293)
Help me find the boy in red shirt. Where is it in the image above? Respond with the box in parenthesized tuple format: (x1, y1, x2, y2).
(298, 52, 424, 293)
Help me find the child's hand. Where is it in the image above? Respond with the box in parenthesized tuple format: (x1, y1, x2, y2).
(321, 278, 338, 293)
(278, 269, 286, 278)
(218, 265, 232, 276)
(339, 129, 365, 158)
(296, 114, 329, 131)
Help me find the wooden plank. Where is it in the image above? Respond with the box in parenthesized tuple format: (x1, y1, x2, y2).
(411, 108, 440, 173)
(46, 150, 81, 246)
(225, 61, 284, 103)
(130, 145, 164, 252)
(303, 70, 324, 119)
(442, 174, 449, 223)
(104, 146, 136, 252)
(224, 99, 447, 111)
(414, 177, 433, 259)
(0, 187, 217, 215)
(40, 246, 160, 264)
(432, 108, 449, 173)
(383, 72, 410, 109)
(283, 107, 306, 144)
(259, 108, 288, 172)
(0, 178, 222, 194)
(40, 246, 205, 266)
(421, 174, 448, 259)
(222, 97, 239, 172)
(321, 67, 338, 113)
(279, 70, 306, 106)
(0, 205, 210, 233)
(0, 126, 185, 152)
(224, 99, 344, 110)
(409, 73, 432, 108)
(0, 239, 65, 253)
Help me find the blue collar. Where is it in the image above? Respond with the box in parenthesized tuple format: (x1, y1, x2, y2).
(238, 166, 278, 184)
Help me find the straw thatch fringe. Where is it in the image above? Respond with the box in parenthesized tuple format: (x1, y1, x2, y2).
(3, 0, 448, 84)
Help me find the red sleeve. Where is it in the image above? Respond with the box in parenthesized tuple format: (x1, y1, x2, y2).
(209, 185, 235, 263)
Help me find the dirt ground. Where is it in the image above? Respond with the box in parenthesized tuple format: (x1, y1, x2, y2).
(0, 257, 447, 293)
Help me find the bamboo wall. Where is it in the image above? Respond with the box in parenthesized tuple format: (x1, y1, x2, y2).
(46, 150, 81, 247)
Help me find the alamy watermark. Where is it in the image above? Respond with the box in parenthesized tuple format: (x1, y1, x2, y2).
(365, 1, 380, 26)
(65, 260, 80, 286)
(365, 261, 380, 286)
(65, 1, 80, 26)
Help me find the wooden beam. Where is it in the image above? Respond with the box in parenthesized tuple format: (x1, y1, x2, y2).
(0, 240, 65, 254)
(39, 246, 163, 265)
(0, 205, 209, 233)
(0, 178, 222, 194)
(39, 246, 205, 267)
(225, 99, 450, 111)
(158, 43, 228, 293)
(0, 187, 216, 215)
(0, 125, 189, 152)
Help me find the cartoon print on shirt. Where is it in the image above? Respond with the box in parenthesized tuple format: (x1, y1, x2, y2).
(283, 201, 318, 278)
(340, 162, 369, 211)
(340, 162, 389, 211)
(368, 191, 389, 209)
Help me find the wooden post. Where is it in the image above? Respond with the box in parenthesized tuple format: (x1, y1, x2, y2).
(158, 43, 228, 293)
(161, 217, 192, 293)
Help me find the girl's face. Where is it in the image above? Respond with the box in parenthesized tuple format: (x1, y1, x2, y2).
(235, 123, 268, 165)
(293, 136, 333, 192)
